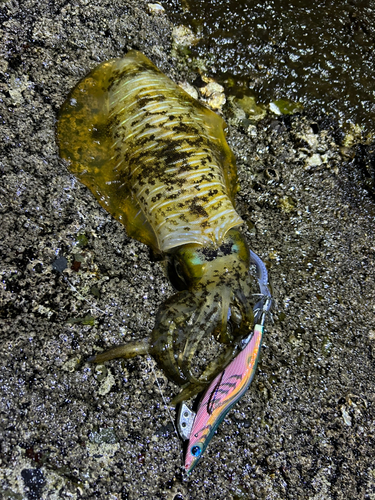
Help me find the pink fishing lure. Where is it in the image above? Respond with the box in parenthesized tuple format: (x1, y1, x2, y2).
(184, 323, 264, 473)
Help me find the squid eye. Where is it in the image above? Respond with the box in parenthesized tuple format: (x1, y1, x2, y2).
(167, 258, 188, 291)
(191, 445, 202, 457)
(174, 261, 185, 281)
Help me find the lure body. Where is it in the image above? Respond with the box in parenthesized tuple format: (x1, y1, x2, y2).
(184, 323, 264, 473)
(57, 51, 258, 402)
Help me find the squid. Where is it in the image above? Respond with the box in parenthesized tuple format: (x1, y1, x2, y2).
(57, 50, 271, 406)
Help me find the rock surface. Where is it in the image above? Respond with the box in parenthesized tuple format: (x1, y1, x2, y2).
(1, 1, 375, 499)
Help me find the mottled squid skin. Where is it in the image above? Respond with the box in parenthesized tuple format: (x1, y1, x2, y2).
(57, 50, 255, 403)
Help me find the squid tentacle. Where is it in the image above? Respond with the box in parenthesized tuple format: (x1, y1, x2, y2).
(180, 294, 220, 383)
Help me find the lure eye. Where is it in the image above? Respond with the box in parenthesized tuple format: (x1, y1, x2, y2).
(191, 445, 202, 457)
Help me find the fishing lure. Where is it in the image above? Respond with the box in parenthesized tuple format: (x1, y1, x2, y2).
(57, 50, 266, 403)
(178, 255, 272, 473)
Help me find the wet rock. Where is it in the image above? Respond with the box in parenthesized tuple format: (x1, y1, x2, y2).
(51, 256, 68, 272)
(21, 469, 46, 500)
(172, 25, 199, 48)
(147, 3, 165, 15)
(304, 153, 323, 168)
(199, 78, 226, 110)
(178, 81, 199, 100)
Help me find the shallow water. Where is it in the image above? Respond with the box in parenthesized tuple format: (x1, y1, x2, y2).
(165, 0, 375, 132)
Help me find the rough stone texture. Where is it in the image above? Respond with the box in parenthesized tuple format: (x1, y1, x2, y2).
(1, 1, 375, 499)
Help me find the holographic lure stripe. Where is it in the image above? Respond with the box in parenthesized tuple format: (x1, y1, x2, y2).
(184, 324, 264, 473)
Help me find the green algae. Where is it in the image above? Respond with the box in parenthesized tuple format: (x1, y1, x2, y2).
(67, 314, 96, 326)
